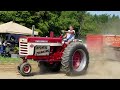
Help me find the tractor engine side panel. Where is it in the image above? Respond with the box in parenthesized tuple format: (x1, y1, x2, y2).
(27, 42, 62, 56)
(19, 36, 64, 61)
(19, 41, 62, 56)
(49, 46, 65, 61)
(24, 46, 64, 61)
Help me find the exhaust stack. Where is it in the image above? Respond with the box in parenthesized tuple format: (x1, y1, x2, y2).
(32, 25, 35, 36)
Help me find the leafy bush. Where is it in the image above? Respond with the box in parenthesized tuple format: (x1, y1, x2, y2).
(14, 46, 19, 54)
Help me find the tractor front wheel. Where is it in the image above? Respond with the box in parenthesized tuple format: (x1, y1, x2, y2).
(61, 42, 89, 76)
(17, 63, 23, 74)
(18, 62, 32, 76)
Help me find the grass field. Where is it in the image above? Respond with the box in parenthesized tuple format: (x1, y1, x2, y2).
(0, 56, 36, 64)
(0, 56, 21, 63)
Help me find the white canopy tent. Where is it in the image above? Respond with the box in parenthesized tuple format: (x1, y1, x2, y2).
(0, 21, 38, 35)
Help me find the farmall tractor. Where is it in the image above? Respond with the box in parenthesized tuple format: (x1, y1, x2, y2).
(17, 31, 89, 76)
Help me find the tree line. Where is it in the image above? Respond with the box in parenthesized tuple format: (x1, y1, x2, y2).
(0, 11, 119, 38)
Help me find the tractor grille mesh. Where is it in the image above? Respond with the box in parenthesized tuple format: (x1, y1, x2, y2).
(19, 42, 28, 55)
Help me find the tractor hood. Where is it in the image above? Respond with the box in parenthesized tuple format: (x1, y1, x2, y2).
(20, 36, 62, 43)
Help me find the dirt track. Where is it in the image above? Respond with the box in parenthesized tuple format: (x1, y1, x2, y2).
(0, 56, 120, 79)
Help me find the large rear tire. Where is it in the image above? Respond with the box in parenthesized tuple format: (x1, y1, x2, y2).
(61, 42, 89, 76)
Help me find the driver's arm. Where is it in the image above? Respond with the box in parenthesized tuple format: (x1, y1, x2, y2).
(63, 33, 67, 39)
(64, 31, 75, 34)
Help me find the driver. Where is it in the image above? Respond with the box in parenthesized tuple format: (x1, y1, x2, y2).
(62, 25, 75, 44)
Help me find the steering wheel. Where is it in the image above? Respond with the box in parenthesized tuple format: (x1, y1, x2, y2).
(59, 30, 65, 38)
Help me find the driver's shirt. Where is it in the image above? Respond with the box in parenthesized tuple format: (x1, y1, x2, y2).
(66, 30, 75, 40)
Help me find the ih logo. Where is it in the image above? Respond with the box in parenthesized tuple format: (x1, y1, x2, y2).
(30, 44, 34, 48)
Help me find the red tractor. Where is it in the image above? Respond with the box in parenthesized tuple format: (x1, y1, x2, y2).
(17, 31, 89, 76)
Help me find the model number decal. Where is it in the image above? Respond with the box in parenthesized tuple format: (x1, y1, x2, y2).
(36, 50, 49, 54)
(35, 45, 50, 56)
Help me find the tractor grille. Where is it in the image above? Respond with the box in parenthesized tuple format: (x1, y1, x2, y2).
(19, 42, 28, 55)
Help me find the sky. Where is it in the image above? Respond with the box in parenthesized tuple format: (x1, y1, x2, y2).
(87, 11, 120, 17)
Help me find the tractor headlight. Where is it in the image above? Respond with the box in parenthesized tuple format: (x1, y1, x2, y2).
(20, 38, 27, 43)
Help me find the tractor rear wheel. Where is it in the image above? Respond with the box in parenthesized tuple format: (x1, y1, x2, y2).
(38, 61, 61, 73)
(61, 42, 89, 76)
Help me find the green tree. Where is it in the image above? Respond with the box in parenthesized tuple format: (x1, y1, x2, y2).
(0, 11, 120, 38)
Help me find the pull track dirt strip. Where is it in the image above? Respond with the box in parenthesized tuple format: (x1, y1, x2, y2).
(0, 56, 120, 79)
